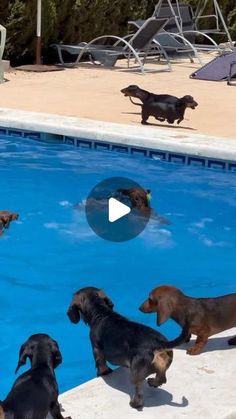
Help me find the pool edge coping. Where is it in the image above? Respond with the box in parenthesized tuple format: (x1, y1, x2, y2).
(0, 108, 236, 164)
(59, 328, 236, 419)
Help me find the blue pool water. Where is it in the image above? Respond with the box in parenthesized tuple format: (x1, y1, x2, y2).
(0, 134, 236, 397)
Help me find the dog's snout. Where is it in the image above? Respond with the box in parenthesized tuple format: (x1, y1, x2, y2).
(139, 300, 151, 313)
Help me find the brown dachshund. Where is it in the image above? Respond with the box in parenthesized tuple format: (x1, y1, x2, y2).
(0, 211, 19, 235)
(139, 285, 236, 355)
(117, 188, 151, 213)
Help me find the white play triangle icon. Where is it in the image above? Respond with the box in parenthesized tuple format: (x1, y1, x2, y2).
(108, 198, 131, 223)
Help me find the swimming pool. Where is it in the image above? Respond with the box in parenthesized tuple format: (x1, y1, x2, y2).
(0, 134, 236, 398)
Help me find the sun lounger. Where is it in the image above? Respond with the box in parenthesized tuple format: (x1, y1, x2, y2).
(52, 17, 172, 73)
(128, 19, 203, 65)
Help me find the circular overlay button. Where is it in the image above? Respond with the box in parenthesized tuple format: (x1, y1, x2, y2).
(85, 177, 151, 242)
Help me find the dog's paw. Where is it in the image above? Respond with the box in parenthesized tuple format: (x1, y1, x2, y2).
(147, 378, 159, 388)
(129, 399, 143, 410)
(187, 346, 201, 355)
(147, 376, 166, 388)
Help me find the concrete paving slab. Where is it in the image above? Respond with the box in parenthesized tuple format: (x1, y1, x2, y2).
(59, 329, 236, 419)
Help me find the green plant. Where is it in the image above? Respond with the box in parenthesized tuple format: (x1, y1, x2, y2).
(1, 0, 235, 65)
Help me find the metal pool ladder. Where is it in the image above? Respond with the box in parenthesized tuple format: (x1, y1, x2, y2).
(0, 24, 6, 83)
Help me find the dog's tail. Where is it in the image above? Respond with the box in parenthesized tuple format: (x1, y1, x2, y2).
(129, 97, 142, 107)
(161, 324, 189, 349)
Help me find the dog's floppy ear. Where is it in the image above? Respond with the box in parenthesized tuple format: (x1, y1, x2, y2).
(15, 342, 32, 373)
(98, 290, 114, 309)
(51, 339, 62, 368)
(67, 303, 80, 323)
(156, 297, 173, 326)
(104, 297, 114, 309)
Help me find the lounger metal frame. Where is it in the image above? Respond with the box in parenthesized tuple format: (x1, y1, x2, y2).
(53, 17, 173, 73)
(128, 19, 203, 65)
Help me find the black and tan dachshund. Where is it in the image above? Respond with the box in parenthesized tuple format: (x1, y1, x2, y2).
(121, 84, 198, 125)
(0, 334, 71, 419)
(67, 287, 188, 410)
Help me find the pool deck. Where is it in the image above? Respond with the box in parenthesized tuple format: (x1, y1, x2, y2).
(1, 107, 236, 162)
(59, 329, 236, 419)
(1, 56, 236, 140)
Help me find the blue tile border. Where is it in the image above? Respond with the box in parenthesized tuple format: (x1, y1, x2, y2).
(0, 127, 236, 173)
(66, 137, 236, 172)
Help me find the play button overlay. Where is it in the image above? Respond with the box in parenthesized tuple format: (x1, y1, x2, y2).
(108, 198, 131, 222)
(85, 177, 151, 242)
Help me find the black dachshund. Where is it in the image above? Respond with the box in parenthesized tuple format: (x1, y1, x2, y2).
(121, 85, 198, 125)
(67, 287, 188, 410)
(0, 334, 71, 419)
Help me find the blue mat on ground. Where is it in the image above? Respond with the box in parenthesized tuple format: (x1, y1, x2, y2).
(190, 51, 236, 81)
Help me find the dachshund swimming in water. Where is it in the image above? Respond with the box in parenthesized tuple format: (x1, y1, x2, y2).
(0, 211, 18, 235)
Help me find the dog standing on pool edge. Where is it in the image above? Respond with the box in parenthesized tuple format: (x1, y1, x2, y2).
(0, 334, 71, 419)
(67, 286, 189, 410)
(140, 285, 236, 355)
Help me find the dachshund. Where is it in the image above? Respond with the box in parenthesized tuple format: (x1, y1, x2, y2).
(139, 285, 236, 355)
(121, 85, 198, 125)
(67, 286, 189, 410)
(121, 85, 179, 107)
(117, 187, 151, 214)
(0, 211, 18, 235)
(0, 334, 71, 419)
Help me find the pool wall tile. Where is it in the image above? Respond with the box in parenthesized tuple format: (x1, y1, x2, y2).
(149, 151, 167, 160)
(24, 131, 41, 140)
(111, 145, 129, 153)
(187, 157, 205, 167)
(207, 160, 226, 170)
(64, 137, 76, 146)
(228, 163, 236, 171)
(76, 139, 92, 148)
(0, 128, 7, 135)
(94, 142, 110, 151)
(8, 129, 23, 137)
(168, 154, 186, 164)
(131, 148, 147, 156)
(1, 128, 236, 173)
